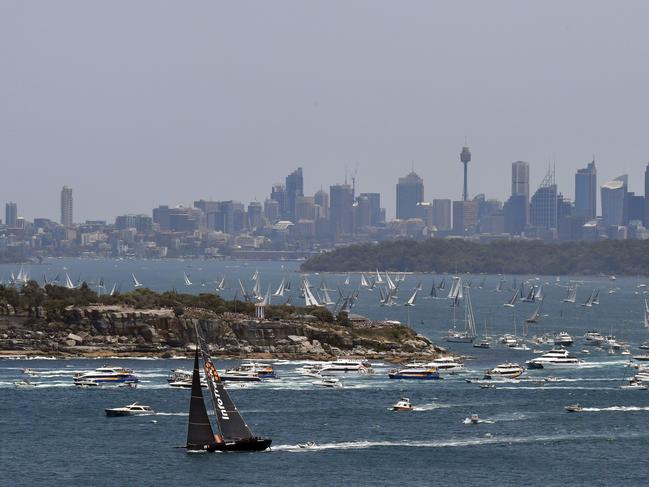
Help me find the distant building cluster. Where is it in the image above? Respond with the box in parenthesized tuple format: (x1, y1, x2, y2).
(2, 153, 649, 260)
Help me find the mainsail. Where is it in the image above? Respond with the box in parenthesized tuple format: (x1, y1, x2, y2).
(186, 349, 217, 450)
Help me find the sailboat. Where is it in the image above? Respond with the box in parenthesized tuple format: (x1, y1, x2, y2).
(360, 273, 370, 288)
(591, 289, 600, 305)
(109, 283, 118, 296)
(375, 270, 383, 284)
(438, 278, 446, 291)
(186, 334, 271, 452)
(503, 289, 519, 308)
(302, 280, 323, 307)
(495, 279, 505, 293)
(562, 286, 577, 304)
(321, 286, 335, 306)
(430, 281, 437, 298)
(132, 273, 143, 288)
(534, 285, 544, 301)
(216, 275, 226, 291)
(522, 286, 536, 303)
(273, 278, 286, 297)
(445, 284, 477, 343)
(184, 272, 193, 287)
(581, 289, 597, 307)
(344, 274, 350, 286)
(251, 269, 259, 281)
(64, 273, 76, 290)
(526, 300, 544, 324)
(404, 288, 418, 307)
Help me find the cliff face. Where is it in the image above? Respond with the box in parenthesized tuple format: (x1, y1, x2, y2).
(0, 306, 444, 361)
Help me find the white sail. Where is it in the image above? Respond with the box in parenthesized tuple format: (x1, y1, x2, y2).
(262, 285, 271, 306)
(216, 275, 226, 290)
(464, 287, 477, 338)
(360, 273, 369, 288)
(563, 286, 577, 304)
(503, 289, 518, 308)
(184, 272, 192, 286)
(303, 280, 322, 307)
(273, 278, 286, 297)
(375, 270, 384, 284)
(321, 287, 335, 305)
(534, 285, 544, 301)
(644, 299, 649, 329)
(251, 269, 259, 281)
(65, 273, 75, 290)
(109, 283, 117, 296)
(404, 288, 418, 307)
(132, 273, 142, 288)
(344, 274, 350, 285)
(448, 277, 463, 300)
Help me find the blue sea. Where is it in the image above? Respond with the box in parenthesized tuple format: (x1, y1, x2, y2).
(2, 258, 649, 486)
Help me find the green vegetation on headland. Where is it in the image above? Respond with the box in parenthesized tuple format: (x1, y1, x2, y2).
(300, 238, 649, 276)
(0, 283, 440, 360)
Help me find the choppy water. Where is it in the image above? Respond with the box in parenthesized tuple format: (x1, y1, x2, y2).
(3, 259, 649, 486)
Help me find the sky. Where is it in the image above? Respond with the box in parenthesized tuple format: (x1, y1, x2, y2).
(1, 1, 649, 222)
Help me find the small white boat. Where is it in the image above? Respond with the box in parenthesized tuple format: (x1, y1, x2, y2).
(312, 377, 343, 388)
(391, 397, 413, 411)
(464, 414, 481, 424)
(14, 379, 34, 389)
(565, 404, 583, 413)
(105, 402, 155, 417)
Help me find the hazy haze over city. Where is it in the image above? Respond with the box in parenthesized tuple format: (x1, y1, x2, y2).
(2, 0, 649, 222)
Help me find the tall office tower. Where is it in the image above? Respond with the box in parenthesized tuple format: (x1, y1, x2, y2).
(644, 163, 649, 227)
(247, 201, 263, 231)
(5, 202, 17, 228)
(60, 186, 73, 227)
(460, 145, 471, 201)
(452, 200, 478, 235)
(432, 199, 451, 231)
(359, 192, 382, 225)
(511, 161, 530, 200)
(354, 195, 371, 229)
(503, 195, 527, 235)
(329, 183, 355, 237)
(270, 184, 288, 219)
(314, 189, 329, 220)
(295, 196, 316, 221)
(264, 198, 280, 223)
(396, 171, 424, 220)
(529, 167, 558, 229)
(285, 167, 304, 222)
(575, 159, 597, 220)
(601, 175, 628, 227)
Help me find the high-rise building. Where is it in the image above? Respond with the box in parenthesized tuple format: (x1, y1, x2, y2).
(329, 183, 354, 237)
(460, 145, 471, 201)
(60, 186, 73, 227)
(285, 167, 304, 222)
(511, 161, 530, 200)
(503, 194, 527, 235)
(314, 189, 329, 220)
(295, 196, 316, 221)
(359, 192, 382, 226)
(247, 201, 264, 231)
(601, 175, 628, 227)
(270, 184, 287, 219)
(264, 198, 280, 223)
(644, 163, 649, 227)
(5, 202, 17, 228)
(354, 195, 371, 230)
(529, 168, 558, 229)
(432, 199, 451, 231)
(575, 160, 597, 220)
(452, 200, 478, 235)
(396, 172, 424, 220)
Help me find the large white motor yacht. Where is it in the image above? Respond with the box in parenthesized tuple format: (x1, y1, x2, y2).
(526, 348, 581, 369)
(484, 363, 525, 379)
(105, 402, 155, 417)
(319, 359, 372, 375)
(74, 366, 138, 385)
(553, 332, 574, 346)
(427, 356, 465, 373)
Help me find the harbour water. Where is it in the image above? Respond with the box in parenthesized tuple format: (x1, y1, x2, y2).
(3, 259, 649, 486)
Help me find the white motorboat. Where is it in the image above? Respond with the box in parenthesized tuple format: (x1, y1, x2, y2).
(428, 357, 465, 373)
(105, 402, 155, 417)
(484, 363, 525, 379)
(391, 397, 413, 411)
(167, 369, 207, 388)
(319, 359, 371, 375)
(526, 348, 581, 369)
(565, 404, 583, 413)
(312, 377, 343, 388)
(553, 331, 574, 347)
(14, 379, 34, 389)
(295, 364, 324, 377)
(74, 366, 138, 385)
(632, 353, 649, 362)
(464, 413, 481, 424)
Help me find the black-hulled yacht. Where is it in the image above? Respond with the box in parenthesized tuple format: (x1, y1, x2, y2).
(186, 329, 271, 452)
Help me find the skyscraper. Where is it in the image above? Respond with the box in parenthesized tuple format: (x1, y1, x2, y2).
(529, 168, 558, 229)
(644, 163, 649, 227)
(329, 183, 354, 237)
(359, 192, 382, 226)
(5, 202, 17, 228)
(285, 167, 304, 222)
(511, 160, 530, 228)
(396, 171, 424, 220)
(314, 189, 329, 220)
(60, 186, 73, 227)
(511, 161, 530, 201)
(432, 199, 451, 231)
(460, 145, 471, 201)
(601, 175, 628, 227)
(575, 160, 597, 220)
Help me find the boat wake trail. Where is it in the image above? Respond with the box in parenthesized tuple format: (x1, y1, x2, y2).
(580, 406, 649, 412)
(272, 432, 646, 452)
(411, 402, 455, 411)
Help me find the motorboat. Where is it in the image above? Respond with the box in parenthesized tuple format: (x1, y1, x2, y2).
(295, 364, 323, 377)
(319, 359, 371, 375)
(444, 331, 475, 343)
(105, 402, 155, 417)
(74, 366, 138, 385)
(500, 334, 519, 347)
(473, 339, 491, 349)
(222, 363, 276, 381)
(484, 363, 525, 379)
(466, 414, 481, 424)
(632, 353, 649, 362)
(236, 363, 277, 378)
(220, 369, 261, 382)
(526, 348, 581, 369)
(391, 397, 413, 411)
(553, 331, 574, 347)
(14, 379, 34, 388)
(22, 368, 37, 376)
(388, 364, 440, 380)
(584, 331, 605, 346)
(312, 377, 343, 388)
(428, 357, 465, 373)
(565, 404, 583, 413)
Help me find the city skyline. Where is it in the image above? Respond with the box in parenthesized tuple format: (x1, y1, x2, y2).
(2, 2, 649, 221)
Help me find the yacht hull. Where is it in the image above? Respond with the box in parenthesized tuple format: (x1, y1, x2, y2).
(188, 438, 272, 452)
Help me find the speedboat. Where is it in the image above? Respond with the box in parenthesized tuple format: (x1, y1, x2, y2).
(526, 348, 581, 369)
(74, 366, 138, 385)
(228, 362, 277, 379)
(484, 363, 525, 379)
(312, 377, 343, 388)
(168, 369, 208, 388)
(565, 404, 583, 413)
(632, 353, 649, 362)
(319, 359, 371, 375)
(473, 339, 491, 349)
(391, 397, 413, 411)
(105, 402, 155, 417)
(14, 379, 34, 389)
(388, 364, 440, 380)
(466, 414, 481, 424)
(584, 331, 605, 346)
(553, 331, 573, 347)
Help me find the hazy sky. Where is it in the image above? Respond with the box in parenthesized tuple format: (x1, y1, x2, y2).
(2, 1, 649, 222)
